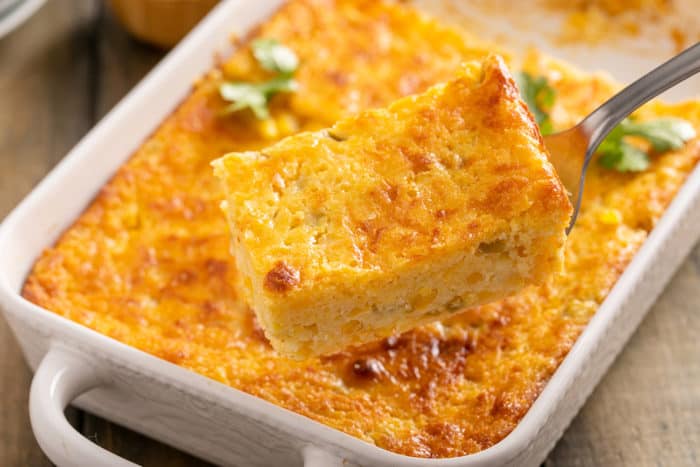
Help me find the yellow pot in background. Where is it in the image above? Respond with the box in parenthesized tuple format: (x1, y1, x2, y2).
(108, 0, 219, 49)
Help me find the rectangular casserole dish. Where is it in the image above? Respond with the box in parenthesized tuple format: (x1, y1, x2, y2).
(1, 1, 700, 466)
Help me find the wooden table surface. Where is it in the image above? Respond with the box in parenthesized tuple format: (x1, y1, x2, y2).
(0, 2, 698, 466)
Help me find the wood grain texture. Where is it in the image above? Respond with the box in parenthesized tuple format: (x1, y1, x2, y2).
(0, 1, 698, 466)
(0, 1, 96, 466)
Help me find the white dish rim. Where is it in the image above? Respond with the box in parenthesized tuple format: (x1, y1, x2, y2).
(0, 0, 46, 40)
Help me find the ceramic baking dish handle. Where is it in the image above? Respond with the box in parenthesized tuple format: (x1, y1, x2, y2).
(29, 347, 138, 467)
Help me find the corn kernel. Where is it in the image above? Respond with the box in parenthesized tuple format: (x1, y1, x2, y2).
(258, 118, 279, 140)
(275, 112, 300, 136)
(222, 58, 252, 79)
(410, 287, 437, 311)
(598, 208, 622, 225)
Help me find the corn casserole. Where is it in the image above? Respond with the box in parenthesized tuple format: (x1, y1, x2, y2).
(22, 0, 700, 458)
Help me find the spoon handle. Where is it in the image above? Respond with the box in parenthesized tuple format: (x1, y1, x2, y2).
(582, 42, 700, 151)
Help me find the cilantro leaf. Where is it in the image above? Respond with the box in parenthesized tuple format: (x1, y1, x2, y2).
(515, 72, 696, 173)
(220, 82, 270, 119)
(516, 71, 556, 135)
(259, 74, 299, 94)
(598, 139, 650, 172)
(618, 117, 696, 153)
(219, 76, 298, 119)
(219, 38, 300, 120)
(598, 117, 696, 172)
(251, 38, 299, 74)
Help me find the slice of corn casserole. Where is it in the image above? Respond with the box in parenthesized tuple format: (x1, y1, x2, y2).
(213, 55, 572, 358)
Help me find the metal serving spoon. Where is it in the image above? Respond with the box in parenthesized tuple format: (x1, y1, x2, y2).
(544, 42, 700, 233)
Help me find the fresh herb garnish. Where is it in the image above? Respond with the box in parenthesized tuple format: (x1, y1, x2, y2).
(516, 72, 696, 172)
(220, 77, 298, 120)
(516, 71, 556, 135)
(219, 38, 299, 119)
(251, 38, 299, 74)
(597, 117, 696, 172)
(220, 82, 269, 119)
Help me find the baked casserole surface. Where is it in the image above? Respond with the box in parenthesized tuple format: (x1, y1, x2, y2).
(22, 0, 700, 458)
(214, 56, 571, 358)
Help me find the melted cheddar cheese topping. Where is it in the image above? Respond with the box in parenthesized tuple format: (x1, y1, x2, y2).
(22, 0, 700, 458)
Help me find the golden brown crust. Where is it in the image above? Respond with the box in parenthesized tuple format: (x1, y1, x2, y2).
(264, 261, 301, 293)
(21, 0, 700, 458)
(218, 55, 572, 275)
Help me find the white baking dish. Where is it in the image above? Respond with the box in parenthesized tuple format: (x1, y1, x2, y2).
(2, 1, 700, 466)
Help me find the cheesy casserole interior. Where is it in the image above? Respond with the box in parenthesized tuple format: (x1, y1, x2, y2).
(22, 0, 700, 458)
